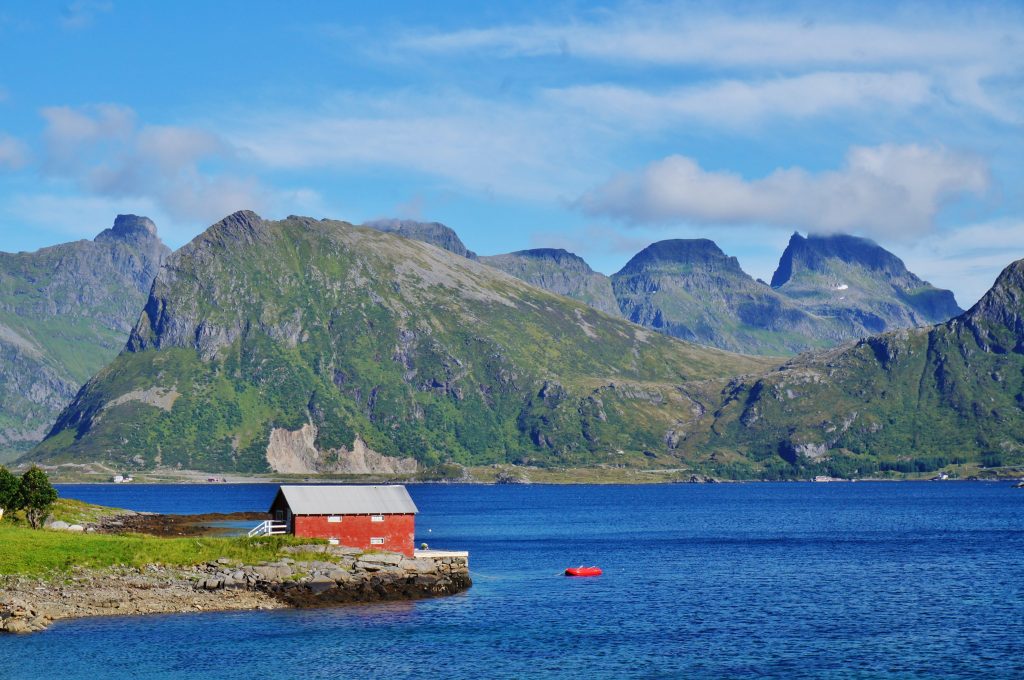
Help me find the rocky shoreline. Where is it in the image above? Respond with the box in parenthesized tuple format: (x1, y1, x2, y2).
(0, 546, 470, 634)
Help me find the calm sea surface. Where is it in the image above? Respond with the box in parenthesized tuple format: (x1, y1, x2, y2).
(2, 482, 1022, 679)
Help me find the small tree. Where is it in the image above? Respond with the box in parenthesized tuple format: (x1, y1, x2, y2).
(18, 466, 57, 529)
(0, 465, 19, 520)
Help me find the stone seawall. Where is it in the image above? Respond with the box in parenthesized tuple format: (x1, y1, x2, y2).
(0, 547, 470, 634)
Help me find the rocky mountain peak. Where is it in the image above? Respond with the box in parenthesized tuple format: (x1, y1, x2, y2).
(95, 214, 159, 244)
(507, 248, 592, 271)
(960, 258, 1024, 352)
(199, 210, 270, 248)
(616, 239, 739, 276)
(771, 232, 907, 287)
(363, 218, 476, 259)
(769, 231, 962, 330)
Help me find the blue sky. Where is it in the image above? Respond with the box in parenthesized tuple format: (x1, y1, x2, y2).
(0, 1, 1021, 306)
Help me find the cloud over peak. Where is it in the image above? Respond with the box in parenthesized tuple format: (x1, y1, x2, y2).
(39, 104, 267, 224)
(577, 144, 989, 238)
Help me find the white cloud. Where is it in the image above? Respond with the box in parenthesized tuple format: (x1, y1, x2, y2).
(230, 94, 600, 202)
(41, 104, 135, 173)
(39, 104, 272, 224)
(3, 185, 330, 251)
(398, 8, 1023, 125)
(4, 193, 170, 241)
(0, 133, 28, 170)
(899, 219, 1024, 308)
(548, 71, 934, 127)
(399, 11, 1023, 70)
(577, 144, 989, 238)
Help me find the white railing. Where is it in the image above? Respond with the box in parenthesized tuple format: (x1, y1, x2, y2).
(248, 520, 288, 537)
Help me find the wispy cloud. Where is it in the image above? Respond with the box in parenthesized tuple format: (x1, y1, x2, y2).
(548, 71, 934, 127)
(6, 193, 166, 241)
(0, 133, 28, 170)
(398, 11, 1023, 69)
(397, 8, 1024, 125)
(230, 94, 601, 202)
(900, 219, 1024, 307)
(41, 104, 136, 172)
(59, 0, 113, 30)
(39, 104, 272, 224)
(577, 144, 989, 238)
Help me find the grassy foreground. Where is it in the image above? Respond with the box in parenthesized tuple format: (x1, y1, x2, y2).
(0, 524, 326, 577)
(0, 498, 326, 577)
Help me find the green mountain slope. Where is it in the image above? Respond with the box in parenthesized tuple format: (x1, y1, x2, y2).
(771, 232, 963, 334)
(611, 239, 838, 355)
(700, 258, 1024, 478)
(0, 216, 169, 460)
(479, 248, 621, 317)
(30, 212, 772, 473)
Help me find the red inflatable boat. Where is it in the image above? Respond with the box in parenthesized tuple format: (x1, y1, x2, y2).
(565, 566, 603, 577)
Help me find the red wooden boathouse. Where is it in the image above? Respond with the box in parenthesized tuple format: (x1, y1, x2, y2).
(268, 485, 418, 557)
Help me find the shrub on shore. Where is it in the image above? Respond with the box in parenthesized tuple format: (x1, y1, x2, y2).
(18, 466, 58, 529)
(0, 465, 59, 528)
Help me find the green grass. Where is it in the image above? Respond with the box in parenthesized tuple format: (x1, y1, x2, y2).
(49, 498, 130, 524)
(1, 498, 333, 577)
(1, 498, 127, 528)
(0, 522, 328, 577)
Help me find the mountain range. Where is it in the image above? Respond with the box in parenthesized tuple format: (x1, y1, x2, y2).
(0, 216, 169, 461)
(32, 212, 770, 474)
(24, 211, 1024, 478)
(3, 210, 1016, 479)
(610, 238, 832, 355)
(369, 219, 962, 355)
(703, 258, 1024, 478)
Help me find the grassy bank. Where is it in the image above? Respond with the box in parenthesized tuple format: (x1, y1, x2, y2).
(0, 524, 326, 577)
(1, 498, 326, 577)
(1, 497, 130, 528)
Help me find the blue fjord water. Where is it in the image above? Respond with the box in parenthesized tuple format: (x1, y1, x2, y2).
(2, 482, 1023, 679)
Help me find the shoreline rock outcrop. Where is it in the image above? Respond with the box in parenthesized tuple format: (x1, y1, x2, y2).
(0, 547, 470, 634)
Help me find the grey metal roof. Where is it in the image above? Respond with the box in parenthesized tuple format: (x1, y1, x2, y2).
(273, 485, 418, 515)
